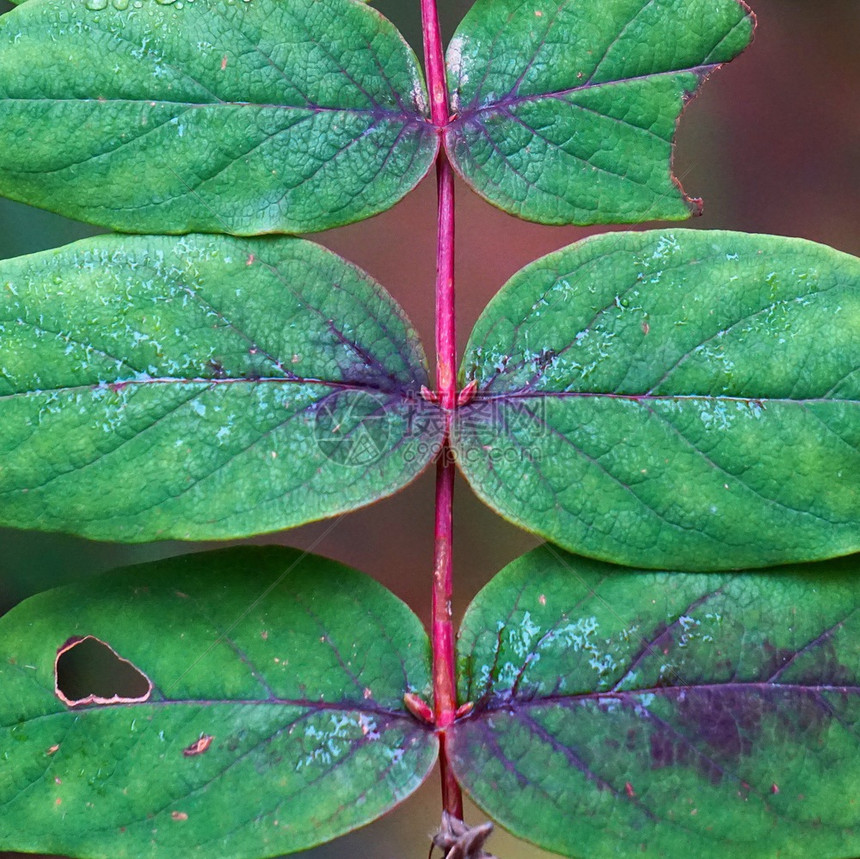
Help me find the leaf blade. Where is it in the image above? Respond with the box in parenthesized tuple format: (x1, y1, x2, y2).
(453, 230, 860, 570)
(451, 545, 860, 859)
(0, 0, 437, 234)
(0, 546, 437, 858)
(445, 0, 754, 225)
(0, 234, 442, 540)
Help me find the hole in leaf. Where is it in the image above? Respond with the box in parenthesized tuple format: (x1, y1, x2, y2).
(55, 636, 152, 707)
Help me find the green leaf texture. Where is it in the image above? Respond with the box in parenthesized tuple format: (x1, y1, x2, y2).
(451, 544, 860, 859)
(0, 234, 442, 540)
(0, 548, 437, 859)
(0, 0, 437, 234)
(445, 0, 754, 225)
(0, 546, 436, 858)
(453, 230, 860, 570)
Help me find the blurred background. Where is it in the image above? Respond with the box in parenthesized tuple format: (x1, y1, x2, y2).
(0, 0, 858, 856)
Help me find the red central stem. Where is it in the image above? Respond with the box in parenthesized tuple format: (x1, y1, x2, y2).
(432, 451, 461, 818)
(421, 0, 463, 821)
(434, 157, 456, 414)
(421, 0, 449, 129)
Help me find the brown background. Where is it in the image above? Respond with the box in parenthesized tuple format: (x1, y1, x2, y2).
(0, 0, 858, 857)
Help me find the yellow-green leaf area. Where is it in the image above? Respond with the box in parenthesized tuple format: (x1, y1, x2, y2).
(451, 545, 860, 858)
(453, 230, 860, 570)
(0, 0, 437, 234)
(0, 233, 442, 541)
(445, 0, 754, 225)
(0, 546, 437, 858)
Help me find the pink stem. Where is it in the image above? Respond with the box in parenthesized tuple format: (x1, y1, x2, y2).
(435, 155, 456, 413)
(421, 0, 463, 820)
(432, 452, 462, 819)
(421, 0, 449, 128)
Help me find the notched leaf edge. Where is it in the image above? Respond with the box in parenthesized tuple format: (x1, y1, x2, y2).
(444, 2, 757, 225)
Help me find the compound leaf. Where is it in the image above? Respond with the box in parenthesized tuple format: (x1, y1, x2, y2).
(0, 233, 442, 541)
(0, 546, 437, 858)
(451, 544, 860, 859)
(0, 0, 437, 234)
(453, 230, 860, 570)
(445, 0, 754, 225)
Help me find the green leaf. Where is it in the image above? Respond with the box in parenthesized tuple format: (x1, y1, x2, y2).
(451, 544, 860, 859)
(0, 234, 442, 541)
(0, 546, 436, 858)
(453, 230, 860, 570)
(0, 0, 436, 234)
(445, 0, 754, 225)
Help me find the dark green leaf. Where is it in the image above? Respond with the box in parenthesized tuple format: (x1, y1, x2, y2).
(0, 0, 436, 234)
(445, 0, 753, 225)
(0, 546, 436, 858)
(0, 234, 442, 541)
(451, 544, 860, 859)
(453, 230, 860, 570)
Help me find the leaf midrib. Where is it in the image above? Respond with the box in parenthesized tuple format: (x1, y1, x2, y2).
(0, 376, 419, 401)
(473, 681, 860, 714)
(2, 696, 420, 731)
(470, 391, 860, 405)
(1, 96, 428, 121)
(452, 63, 717, 120)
